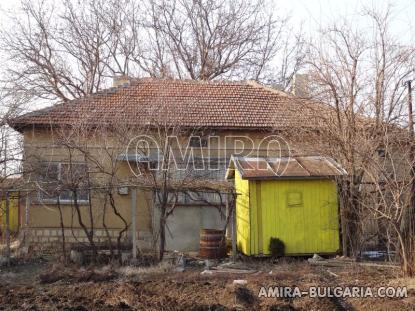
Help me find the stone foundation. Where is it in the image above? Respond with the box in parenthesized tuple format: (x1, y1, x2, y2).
(24, 227, 153, 250)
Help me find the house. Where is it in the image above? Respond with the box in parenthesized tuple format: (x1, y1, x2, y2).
(225, 155, 346, 255)
(9, 78, 336, 253)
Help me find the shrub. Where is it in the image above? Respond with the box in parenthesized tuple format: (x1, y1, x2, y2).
(269, 237, 285, 258)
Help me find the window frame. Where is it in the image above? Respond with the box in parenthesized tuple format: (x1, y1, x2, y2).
(154, 189, 223, 207)
(38, 162, 90, 205)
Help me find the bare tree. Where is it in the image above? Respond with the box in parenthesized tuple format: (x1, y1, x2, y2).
(0, 0, 138, 102)
(0, 75, 28, 262)
(0, 0, 304, 105)
(302, 6, 415, 274)
(142, 0, 303, 84)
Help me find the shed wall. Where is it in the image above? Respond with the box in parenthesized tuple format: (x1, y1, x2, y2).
(238, 179, 340, 255)
(235, 171, 251, 254)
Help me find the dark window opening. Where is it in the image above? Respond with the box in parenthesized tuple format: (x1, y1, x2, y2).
(189, 136, 208, 147)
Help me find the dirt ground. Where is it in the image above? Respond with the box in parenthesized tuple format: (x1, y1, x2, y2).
(0, 258, 414, 311)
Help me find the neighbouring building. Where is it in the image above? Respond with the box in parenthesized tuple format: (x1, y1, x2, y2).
(0, 178, 24, 236)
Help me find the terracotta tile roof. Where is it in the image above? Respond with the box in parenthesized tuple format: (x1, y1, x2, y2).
(9, 78, 327, 131)
(225, 155, 347, 180)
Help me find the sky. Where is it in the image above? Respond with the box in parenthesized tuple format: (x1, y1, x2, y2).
(0, 0, 413, 83)
(0, 0, 413, 47)
(0, 0, 414, 30)
(277, 0, 415, 42)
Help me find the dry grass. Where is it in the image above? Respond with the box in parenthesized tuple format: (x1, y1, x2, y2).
(118, 261, 174, 279)
(389, 277, 415, 290)
(0, 259, 413, 310)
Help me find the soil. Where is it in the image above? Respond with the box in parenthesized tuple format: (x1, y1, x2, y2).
(0, 259, 414, 310)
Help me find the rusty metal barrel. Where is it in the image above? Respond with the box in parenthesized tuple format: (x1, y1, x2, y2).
(199, 229, 227, 259)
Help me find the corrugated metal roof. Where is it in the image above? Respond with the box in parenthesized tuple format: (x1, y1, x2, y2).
(225, 155, 347, 180)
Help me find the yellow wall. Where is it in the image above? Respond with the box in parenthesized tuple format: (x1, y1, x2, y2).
(22, 127, 154, 231)
(21, 126, 330, 234)
(235, 171, 250, 254)
(28, 188, 153, 230)
(0, 195, 19, 233)
(235, 177, 340, 256)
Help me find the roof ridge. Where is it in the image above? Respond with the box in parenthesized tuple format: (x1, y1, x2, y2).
(78, 77, 252, 100)
(131, 77, 250, 85)
(245, 80, 291, 97)
(78, 78, 286, 99)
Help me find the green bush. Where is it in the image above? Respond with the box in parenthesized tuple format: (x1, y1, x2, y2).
(269, 237, 285, 257)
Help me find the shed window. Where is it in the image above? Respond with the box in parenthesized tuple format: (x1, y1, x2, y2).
(286, 191, 303, 208)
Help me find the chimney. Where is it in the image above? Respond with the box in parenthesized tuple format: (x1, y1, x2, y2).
(112, 74, 131, 87)
(291, 74, 310, 98)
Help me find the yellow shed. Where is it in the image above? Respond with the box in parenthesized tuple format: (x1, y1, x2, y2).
(225, 156, 347, 256)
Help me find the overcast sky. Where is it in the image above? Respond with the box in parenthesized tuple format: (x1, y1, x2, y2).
(0, 0, 413, 44)
(0, 0, 412, 83)
(278, 0, 414, 42)
(1, 0, 414, 28)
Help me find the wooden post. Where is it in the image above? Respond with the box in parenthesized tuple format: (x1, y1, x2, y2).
(225, 194, 230, 238)
(230, 195, 237, 262)
(131, 187, 137, 260)
(407, 80, 413, 139)
(338, 186, 348, 256)
(5, 191, 10, 265)
(406, 80, 415, 273)
(25, 194, 30, 227)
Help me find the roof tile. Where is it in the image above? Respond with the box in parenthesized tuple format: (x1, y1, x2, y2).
(10, 78, 325, 130)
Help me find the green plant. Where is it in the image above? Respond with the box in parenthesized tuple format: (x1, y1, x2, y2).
(269, 237, 285, 257)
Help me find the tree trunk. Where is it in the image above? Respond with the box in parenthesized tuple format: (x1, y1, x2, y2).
(73, 189, 98, 263)
(57, 198, 67, 263)
(102, 195, 114, 259)
(108, 192, 129, 262)
(159, 214, 166, 261)
(4, 191, 10, 266)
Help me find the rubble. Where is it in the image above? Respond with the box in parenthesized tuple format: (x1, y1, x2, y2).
(232, 279, 248, 286)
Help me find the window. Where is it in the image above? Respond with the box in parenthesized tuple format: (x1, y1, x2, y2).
(189, 136, 208, 147)
(167, 158, 227, 181)
(286, 191, 303, 208)
(38, 162, 89, 204)
(154, 190, 223, 206)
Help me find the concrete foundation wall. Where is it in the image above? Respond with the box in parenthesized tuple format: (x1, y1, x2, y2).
(25, 227, 153, 250)
(161, 206, 226, 252)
